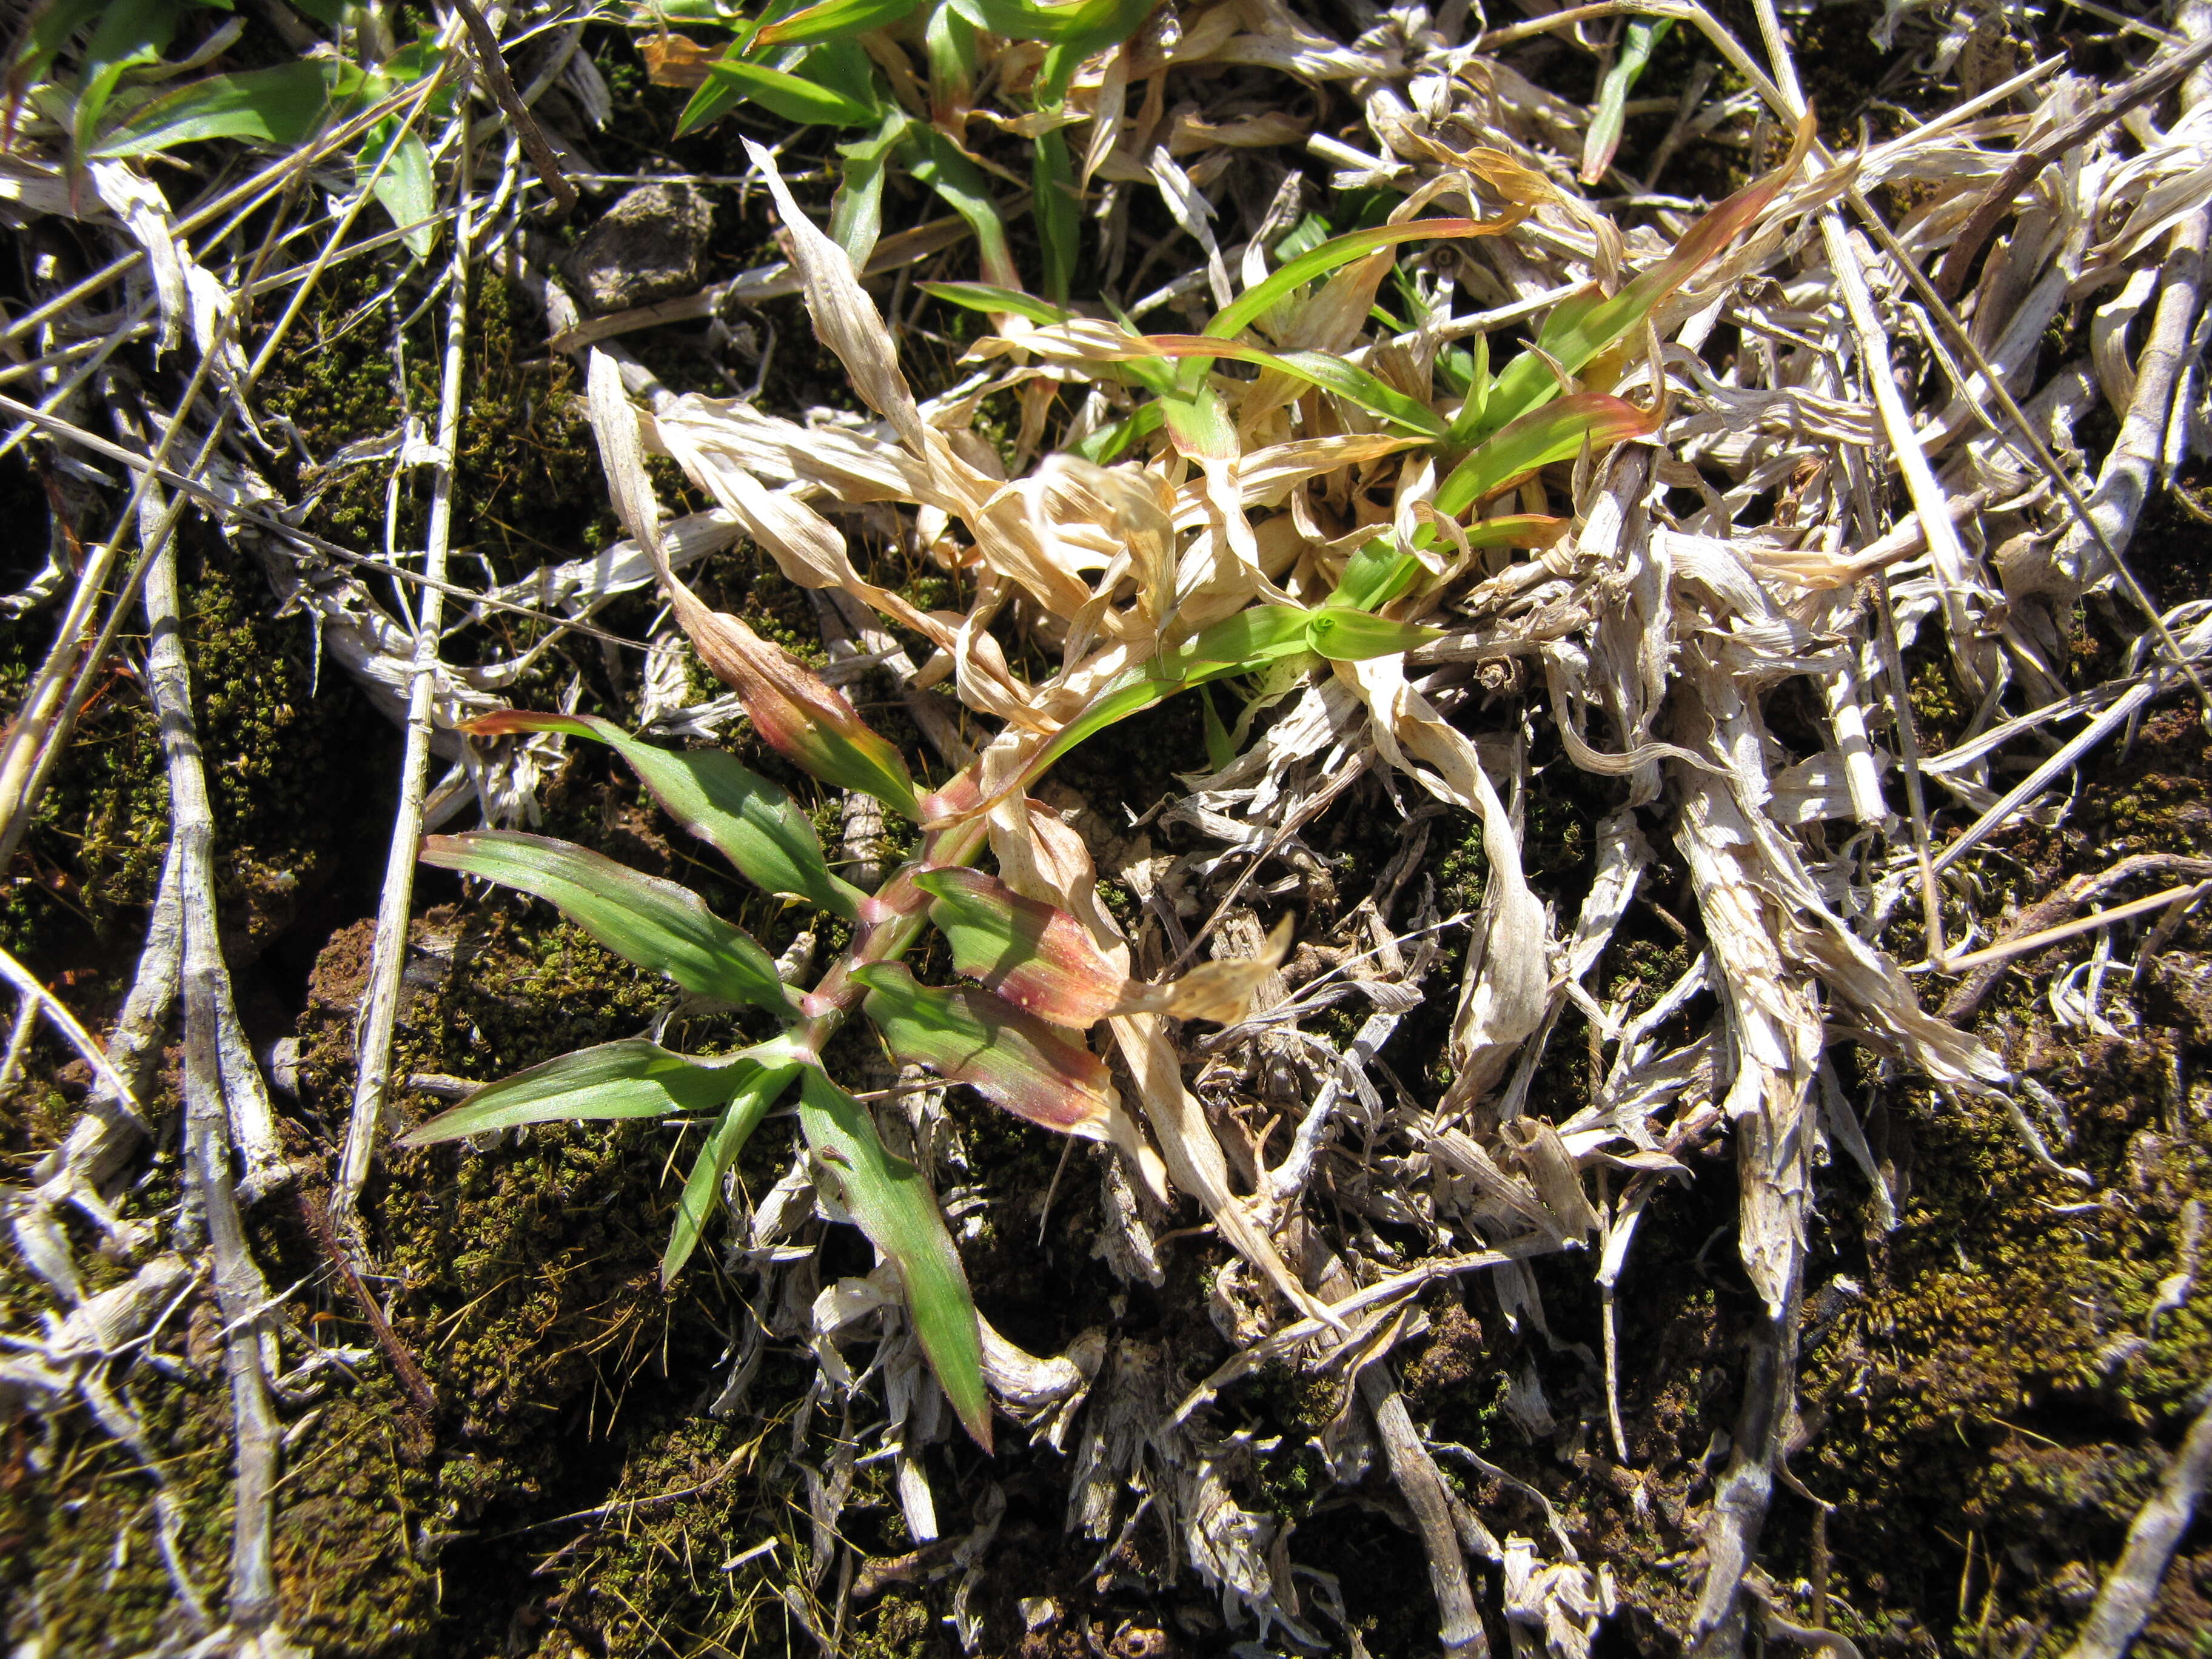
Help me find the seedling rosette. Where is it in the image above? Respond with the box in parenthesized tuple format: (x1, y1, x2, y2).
(404, 118, 1816, 1447)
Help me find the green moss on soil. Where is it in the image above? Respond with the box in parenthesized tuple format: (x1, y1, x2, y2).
(0, 541, 383, 982)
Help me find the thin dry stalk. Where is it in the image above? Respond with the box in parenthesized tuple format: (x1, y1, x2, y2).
(334, 108, 478, 1244)
(1361, 1362, 1490, 1658)
(2060, 1390, 2212, 1659)
(146, 498, 286, 1640)
(0, 942, 144, 1114)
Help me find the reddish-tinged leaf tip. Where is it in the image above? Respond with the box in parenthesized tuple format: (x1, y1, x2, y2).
(854, 962, 1117, 1138)
(671, 601, 919, 819)
(917, 868, 1130, 1028)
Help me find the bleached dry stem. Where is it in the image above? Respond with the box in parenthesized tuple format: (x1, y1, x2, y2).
(2060, 1390, 2212, 1659)
(1362, 1362, 1490, 1659)
(1689, 1278, 1805, 1659)
(119, 465, 288, 1208)
(335, 110, 478, 1241)
(0, 943, 144, 1118)
(144, 491, 285, 1638)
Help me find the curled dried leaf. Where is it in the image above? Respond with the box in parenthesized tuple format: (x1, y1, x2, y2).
(1124, 914, 1295, 1024)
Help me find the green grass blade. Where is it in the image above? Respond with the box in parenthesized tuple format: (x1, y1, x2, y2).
(916, 867, 1131, 1027)
(925, 1, 978, 119)
(1015, 602, 1316, 779)
(674, 49, 749, 138)
(469, 711, 863, 920)
(1302, 606, 1441, 660)
(1328, 540, 1423, 611)
(1466, 513, 1569, 550)
(680, 606, 920, 820)
(1070, 401, 1162, 463)
(1580, 17, 1672, 186)
(397, 1039, 760, 1142)
(362, 118, 437, 260)
(831, 110, 907, 267)
(797, 1065, 991, 1449)
(421, 831, 796, 1015)
(1028, 603, 1316, 772)
(1202, 220, 1486, 346)
(754, 0, 927, 47)
(1033, 129, 1078, 304)
(1200, 685, 1235, 771)
(905, 124, 1020, 290)
(1479, 109, 1816, 441)
(1159, 383, 1239, 461)
(1433, 392, 1656, 517)
(794, 38, 880, 107)
(679, 55, 879, 133)
(18, 0, 107, 91)
(1173, 603, 1324, 668)
(71, 0, 175, 164)
(1443, 330, 1492, 447)
(1141, 335, 1446, 437)
(919, 282, 1074, 325)
(87, 59, 338, 156)
(662, 1047, 805, 1285)
(947, 0, 1154, 46)
(1034, 671, 1180, 771)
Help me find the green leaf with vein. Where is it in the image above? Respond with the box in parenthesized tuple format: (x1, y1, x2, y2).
(905, 124, 1019, 290)
(397, 1039, 761, 1142)
(1138, 335, 1447, 437)
(796, 1065, 991, 1449)
(1433, 392, 1656, 517)
(920, 282, 1074, 326)
(1303, 607, 1440, 661)
(917, 868, 1130, 1027)
(663, 1045, 805, 1285)
(89, 59, 344, 156)
(467, 711, 863, 920)
(421, 832, 795, 1015)
(754, 0, 925, 47)
(677, 53, 879, 135)
(854, 963, 1116, 1136)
